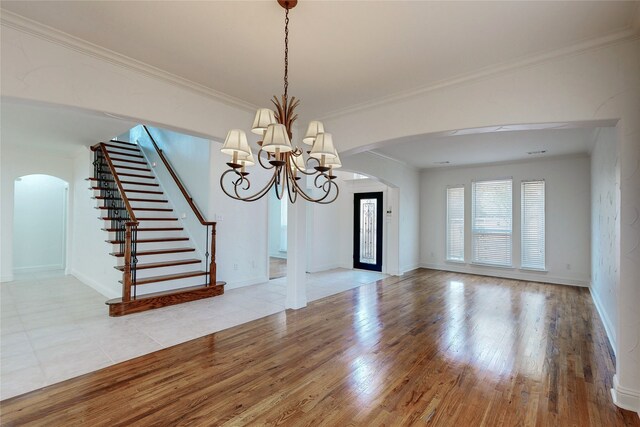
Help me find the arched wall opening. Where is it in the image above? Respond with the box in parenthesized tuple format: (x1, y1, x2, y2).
(12, 174, 69, 275)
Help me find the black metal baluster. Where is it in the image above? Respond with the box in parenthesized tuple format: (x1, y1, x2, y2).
(205, 225, 210, 286)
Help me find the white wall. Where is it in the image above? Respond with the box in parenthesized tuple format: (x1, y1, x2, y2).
(268, 192, 286, 259)
(590, 127, 620, 353)
(13, 174, 68, 272)
(0, 144, 75, 282)
(421, 155, 591, 286)
(69, 147, 122, 298)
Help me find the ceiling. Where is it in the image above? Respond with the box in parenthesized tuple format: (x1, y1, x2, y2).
(2, 1, 637, 120)
(372, 127, 598, 169)
(1, 100, 136, 155)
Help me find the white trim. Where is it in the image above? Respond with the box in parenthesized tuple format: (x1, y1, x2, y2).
(401, 263, 420, 275)
(0, 10, 257, 113)
(224, 275, 270, 290)
(320, 29, 640, 120)
(590, 284, 617, 355)
(70, 269, 119, 299)
(0, 274, 15, 283)
(308, 263, 342, 274)
(611, 375, 640, 413)
(12, 264, 63, 273)
(420, 263, 589, 287)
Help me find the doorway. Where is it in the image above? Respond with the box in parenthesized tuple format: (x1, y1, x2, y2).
(268, 191, 288, 279)
(13, 174, 69, 274)
(353, 192, 383, 272)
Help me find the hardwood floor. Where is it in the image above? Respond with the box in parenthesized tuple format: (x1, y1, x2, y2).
(269, 256, 287, 280)
(1, 269, 637, 426)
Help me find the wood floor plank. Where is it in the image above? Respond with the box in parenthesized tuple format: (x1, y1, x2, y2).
(0, 269, 637, 426)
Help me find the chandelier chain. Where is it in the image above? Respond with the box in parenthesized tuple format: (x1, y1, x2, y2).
(284, 6, 289, 101)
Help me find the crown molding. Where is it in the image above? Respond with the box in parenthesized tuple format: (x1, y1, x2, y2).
(0, 10, 258, 113)
(320, 27, 640, 121)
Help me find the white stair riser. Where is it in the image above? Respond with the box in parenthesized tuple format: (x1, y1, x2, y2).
(127, 201, 171, 209)
(105, 230, 185, 240)
(132, 263, 204, 279)
(135, 275, 209, 295)
(115, 251, 197, 265)
(101, 220, 180, 229)
(108, 241, 191, 252)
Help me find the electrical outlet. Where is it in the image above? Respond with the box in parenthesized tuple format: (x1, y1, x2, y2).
(252, 261, 256, 269)
(233, 263, 238, 271)
(215, 214, 224, 221)
(566, 263, 571, 270)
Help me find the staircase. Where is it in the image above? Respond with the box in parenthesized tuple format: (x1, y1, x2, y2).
(90, 137, 224, 316)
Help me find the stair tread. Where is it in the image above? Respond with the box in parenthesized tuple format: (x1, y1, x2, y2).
(113, 165, 152, 172)
(102, 227, 183, 232)
(115, 258, 201, 271)
(109, 140, 138, 147)
(110, 157, 148, 165)
(106, 282, 225, 306)
(88, 178, 158, 186)
(101, 217, 178, 221)
(110, 247, 195, 257)
(103, 143, 141, 152)
(102, 151, 144, 159)
(106, 237, 188, 244)
(91, 187, 163, 194)
(94, 197, 168, 203)
(97, 207, 173, 211)
(119, 270, 207, 285)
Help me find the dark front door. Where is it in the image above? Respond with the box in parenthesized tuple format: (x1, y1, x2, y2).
(353, 192, 383, 272)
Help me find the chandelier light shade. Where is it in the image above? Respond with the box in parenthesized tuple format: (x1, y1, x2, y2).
(303, 120, 325, 145)
(309, 133, 336, 161)
(262, 123, 293, 154)
(219, 0, 340, 204)
(251, 108, 277, 135)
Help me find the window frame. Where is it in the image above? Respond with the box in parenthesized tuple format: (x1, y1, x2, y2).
(471, 177, 513, 268)
(445, 185, 465, 263)
(520, 179, 546, 271)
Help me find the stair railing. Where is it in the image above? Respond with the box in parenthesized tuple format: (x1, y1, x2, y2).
(142, 126, 217, 287)
(91, 143, 139, 301)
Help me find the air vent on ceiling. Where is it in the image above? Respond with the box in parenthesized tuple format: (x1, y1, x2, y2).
(434, 161, 450, 165)
(527, 150, 547, 155)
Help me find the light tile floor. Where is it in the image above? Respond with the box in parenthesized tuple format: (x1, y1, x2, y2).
(0, 268, 386, 400)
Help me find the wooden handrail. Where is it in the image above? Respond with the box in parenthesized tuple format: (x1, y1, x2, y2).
(96, 143, 139, 226)
(143, 125, 214, 226)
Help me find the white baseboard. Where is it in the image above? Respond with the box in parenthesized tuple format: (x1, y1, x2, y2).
(224, 275, 270, 290)
(419, 263, 589, 287)
(70, 269, 119, 299)
(589, 285, 617, 355)
(611, 375, 640, 413)
(401, 263, 420, 275)
(13, 264, 63, 273)
(0, 274, 14, 283)
(307, 263, 341, 273)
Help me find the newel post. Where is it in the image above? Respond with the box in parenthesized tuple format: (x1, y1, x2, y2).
(122, 223, 133, 302)
(209, 223, 217, 286)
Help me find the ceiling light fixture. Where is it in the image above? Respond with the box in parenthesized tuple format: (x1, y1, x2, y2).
(219, 0, 340, 204)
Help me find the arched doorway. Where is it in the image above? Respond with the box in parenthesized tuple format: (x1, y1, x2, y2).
(13, 174, 69, 275)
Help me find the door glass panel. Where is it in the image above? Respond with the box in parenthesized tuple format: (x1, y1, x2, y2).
(359, 198, 377, 264)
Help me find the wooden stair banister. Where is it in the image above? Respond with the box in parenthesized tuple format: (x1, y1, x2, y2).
(91, 142, 139, 302)
(142, 125, 217, 287)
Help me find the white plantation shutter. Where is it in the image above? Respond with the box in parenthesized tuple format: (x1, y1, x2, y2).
(521, 180, 545, 269)
(472, 179, 512, 266)
(446, 186, 465, 261)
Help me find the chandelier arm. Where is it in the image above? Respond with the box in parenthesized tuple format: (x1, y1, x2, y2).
(257, 148, 276, 170)
(220, 168, 278, 202)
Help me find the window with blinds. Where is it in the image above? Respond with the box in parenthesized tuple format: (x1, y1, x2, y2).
(521, 180, 545, 270)
(446, 186, 465, 262)
(472, 179, 512, 266)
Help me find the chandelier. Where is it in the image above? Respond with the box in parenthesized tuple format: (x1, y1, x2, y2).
(219, 0, 340, 204)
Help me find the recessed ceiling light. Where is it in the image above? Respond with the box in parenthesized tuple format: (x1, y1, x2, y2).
(434, 161, 450, 164)
(527, 150, 547, 155)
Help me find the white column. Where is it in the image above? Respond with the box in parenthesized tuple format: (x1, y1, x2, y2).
(286, 197, 307, 309)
